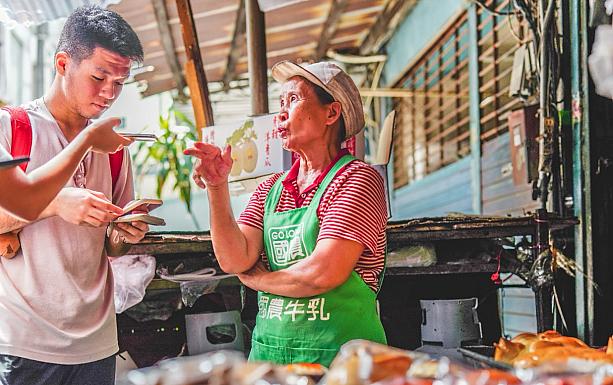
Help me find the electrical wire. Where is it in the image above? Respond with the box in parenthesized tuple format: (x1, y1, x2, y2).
(471, 0, 516, 15)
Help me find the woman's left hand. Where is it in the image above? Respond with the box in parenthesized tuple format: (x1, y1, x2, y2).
(237, 261, 269, 290)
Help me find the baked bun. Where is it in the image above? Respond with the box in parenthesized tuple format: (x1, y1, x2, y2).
(494, 330, 613, 367)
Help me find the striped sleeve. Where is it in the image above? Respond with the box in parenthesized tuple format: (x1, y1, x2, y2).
(237, 173, 283, 230)
(317, 163, 388, 256)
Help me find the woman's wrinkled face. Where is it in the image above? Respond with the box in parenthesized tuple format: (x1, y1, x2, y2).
(274, 77, 330, 152)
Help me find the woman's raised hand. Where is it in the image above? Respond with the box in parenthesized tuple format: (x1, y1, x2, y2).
(184, 142, 233, 189)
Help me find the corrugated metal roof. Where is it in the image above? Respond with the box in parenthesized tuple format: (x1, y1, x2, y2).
(109, 0, 388, 96)
(0, 0, 120, 26)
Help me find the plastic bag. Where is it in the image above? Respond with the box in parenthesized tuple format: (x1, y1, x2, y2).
(116, 350, 316, 385)
(514, 362, 613, 384)
(111, 254, 156, 314)
(124, 289, 182, 322)
(158, 266, 238, 307)
(517, 364, 613, 385)
(387, 243, 436, 268)
(589, 26, 613, 99)
(322, 340, 429, 385)
(435, 360, 521, 385)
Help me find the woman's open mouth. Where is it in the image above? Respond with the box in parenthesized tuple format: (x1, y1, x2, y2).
(276, 126, 288, 138)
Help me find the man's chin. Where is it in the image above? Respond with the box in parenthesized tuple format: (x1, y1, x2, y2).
(83, 110, 105, 120)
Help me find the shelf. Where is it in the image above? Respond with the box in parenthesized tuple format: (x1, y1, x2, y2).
(387, 215, 577, 243)
(386, 263, 509, 276)
(128, 232, 212, 255)
(128, 215, 578, 256)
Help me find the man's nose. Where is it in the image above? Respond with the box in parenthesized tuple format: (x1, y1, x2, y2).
(99, 83, 116, 100)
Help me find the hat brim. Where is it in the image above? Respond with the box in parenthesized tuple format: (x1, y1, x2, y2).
(272, 61, 335, 96)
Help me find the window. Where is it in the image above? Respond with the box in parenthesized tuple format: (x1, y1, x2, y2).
(477, 0, 530, 141)
(392, 0, 530, 189)
(393, 13, 470, 189)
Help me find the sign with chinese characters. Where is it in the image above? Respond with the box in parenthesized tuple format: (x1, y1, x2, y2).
(201, 114, 292, 182)
(258, 295, 330, 322)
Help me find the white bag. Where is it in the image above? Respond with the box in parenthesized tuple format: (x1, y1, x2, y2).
(111, 254, 156, 313)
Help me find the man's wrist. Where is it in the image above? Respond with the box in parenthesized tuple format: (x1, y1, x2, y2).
(76, 127, 95, 152)
(39, 196, 59, 219)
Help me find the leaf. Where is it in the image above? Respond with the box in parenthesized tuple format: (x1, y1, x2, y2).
(132, 104, 199, 214)
(156, 167, 170, 198)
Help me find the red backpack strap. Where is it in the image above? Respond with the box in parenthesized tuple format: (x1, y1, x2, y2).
(1, 106, 32, 172)
(109, 150, 124, 193)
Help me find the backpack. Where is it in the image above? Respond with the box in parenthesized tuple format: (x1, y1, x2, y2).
(0, 106, 124, 258)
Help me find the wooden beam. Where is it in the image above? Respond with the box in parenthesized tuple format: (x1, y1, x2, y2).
(315, 0, 349, 60)
(360, 0, 418, 55)
(223, 0, 246, 91)
(175, 0, 215, 133)
(246, 0, 268, 115)
(359, 88, 467, 98)
(152, 0, 187, 100)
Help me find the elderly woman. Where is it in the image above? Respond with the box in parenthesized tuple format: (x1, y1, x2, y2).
(185, 61, 387, 366)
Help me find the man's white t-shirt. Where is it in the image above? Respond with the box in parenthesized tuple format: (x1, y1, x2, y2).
(0, 146, 10, 161)
(0, 98, 135, 364)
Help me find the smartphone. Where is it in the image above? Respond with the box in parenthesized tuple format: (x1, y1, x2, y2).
(121, 133, 158, 142)
(0, 156, 29, 169)
(114, 213, 166, 226)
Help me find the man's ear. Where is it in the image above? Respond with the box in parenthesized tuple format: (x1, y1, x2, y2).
(325, 101, 342, 126)
(55, 52, 69, 76)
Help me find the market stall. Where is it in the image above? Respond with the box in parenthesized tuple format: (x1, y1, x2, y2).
(115, 211, 580, 368)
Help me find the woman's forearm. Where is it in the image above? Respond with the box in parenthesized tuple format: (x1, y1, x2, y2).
(208, 184, 260, 273)
(240, 263, 330, 298)
(239, 239, 363, 297)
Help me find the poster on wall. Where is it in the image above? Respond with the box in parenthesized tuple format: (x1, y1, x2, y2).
(201, 114, 293, 182)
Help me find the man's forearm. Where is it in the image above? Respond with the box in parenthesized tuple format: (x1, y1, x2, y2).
(0, 134, 91, 222)
(207, 184, 255, 273)
(0, 195, 60, 232)
(0, 208, 29, 233)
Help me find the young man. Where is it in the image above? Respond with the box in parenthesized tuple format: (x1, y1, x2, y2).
(0, 6, 148, 385)
(0, 118, 131, 221)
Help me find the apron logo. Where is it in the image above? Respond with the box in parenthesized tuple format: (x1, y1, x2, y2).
(268, 224, 307, 266)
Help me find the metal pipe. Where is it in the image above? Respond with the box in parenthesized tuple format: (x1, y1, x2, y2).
(534, 209, 554, 332)
(570, 0, 593, 344)
(468, 4, 482, 215)
(538, 0, 556, 209)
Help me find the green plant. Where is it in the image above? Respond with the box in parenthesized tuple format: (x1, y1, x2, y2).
(132, 105, 200, 228)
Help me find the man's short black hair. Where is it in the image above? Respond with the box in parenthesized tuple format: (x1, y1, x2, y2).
(56, 5, 143, 63)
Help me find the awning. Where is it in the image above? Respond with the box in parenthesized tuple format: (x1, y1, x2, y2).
(109, 0, 410, 97)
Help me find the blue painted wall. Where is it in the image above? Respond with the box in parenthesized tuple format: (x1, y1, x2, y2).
(383, 0, 473, 221)
(481, 132, 539, 216)
(392, 156, 474, 219)
(382, 0, 466, 87)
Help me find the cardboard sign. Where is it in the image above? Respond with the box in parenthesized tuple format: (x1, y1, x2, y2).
(201, 114, 292, 182)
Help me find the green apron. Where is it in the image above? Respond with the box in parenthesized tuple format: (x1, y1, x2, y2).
(249, 154, 387, 367)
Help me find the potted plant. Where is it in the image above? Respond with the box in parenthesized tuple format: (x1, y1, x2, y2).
(132, 105, 200, 228)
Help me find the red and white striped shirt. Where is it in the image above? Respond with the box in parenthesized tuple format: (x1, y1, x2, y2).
(237, 150, 387, 292)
